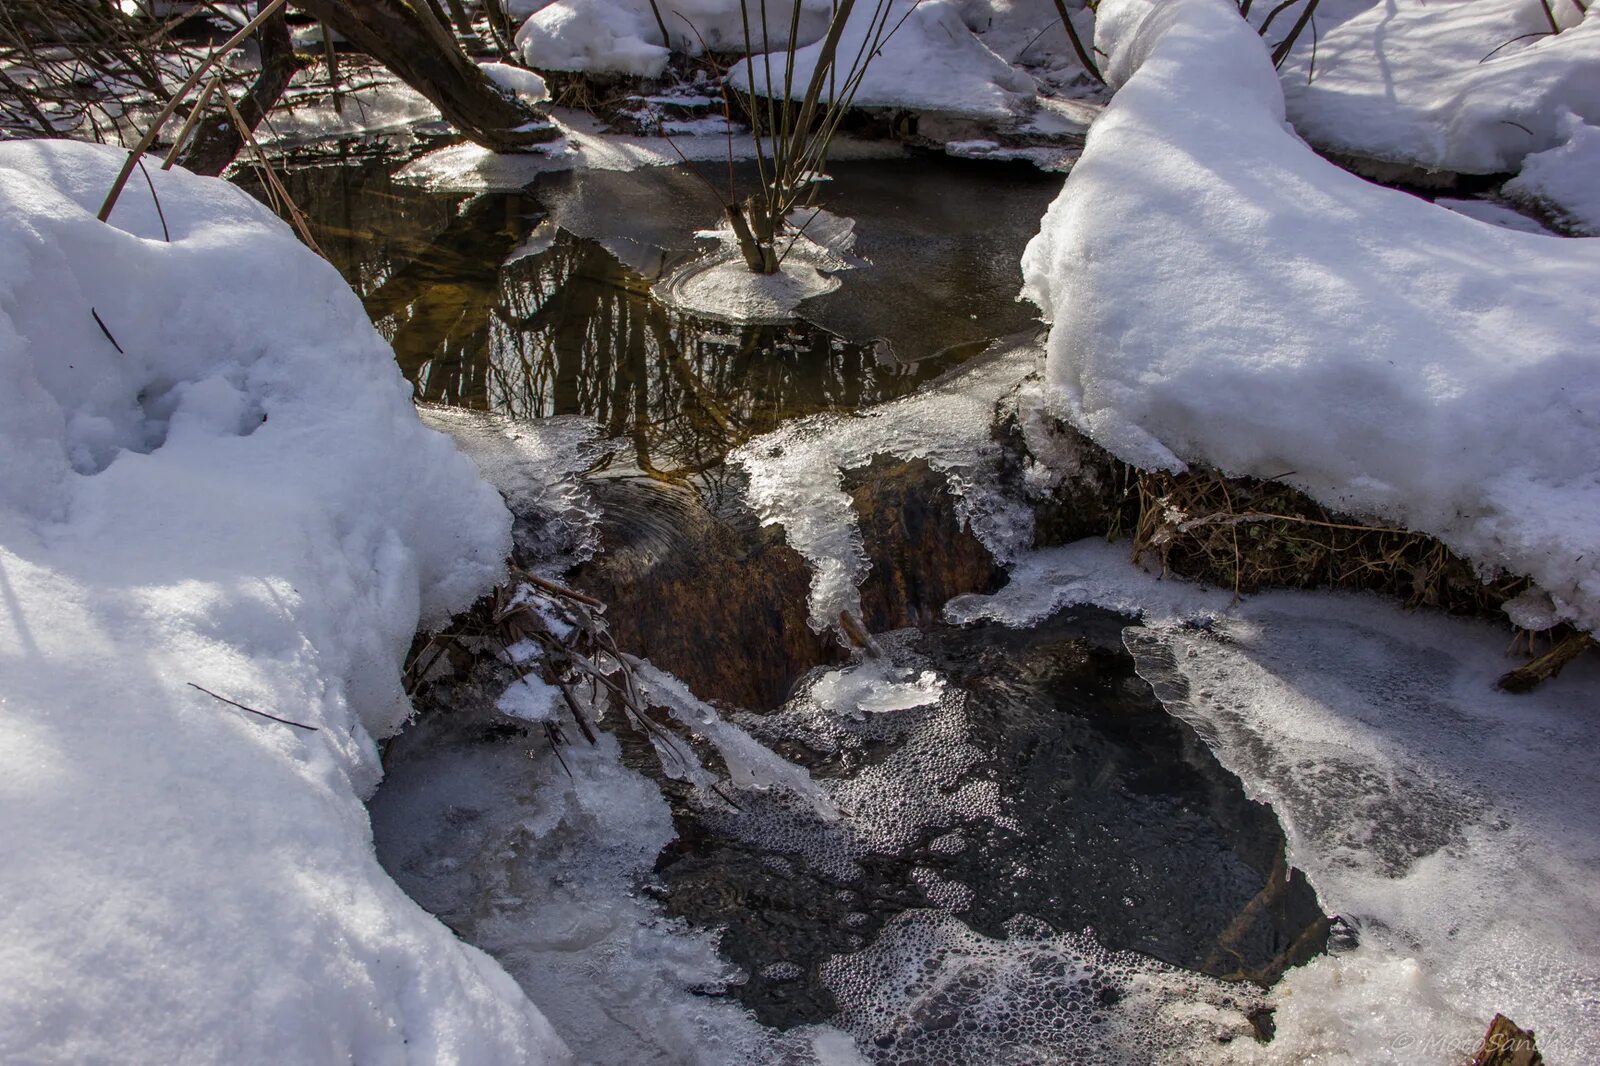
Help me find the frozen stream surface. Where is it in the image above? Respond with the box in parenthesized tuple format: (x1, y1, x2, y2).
(263, 145, 1600, 1065)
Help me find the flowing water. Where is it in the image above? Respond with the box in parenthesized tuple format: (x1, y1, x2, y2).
(251, 142, 1335, 1063)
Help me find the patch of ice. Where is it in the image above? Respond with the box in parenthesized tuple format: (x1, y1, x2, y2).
(260, 77, 441, 147)
(417, 408, 600, 569)
(504, 219, 559, 264)
(732, 339, 1040, 633)
(945, 537, 1230, 629)
(810, 658, 947, 719)
(632, 659, 840, 818)
(656, 208, 859, 323)
(1127, 589, 1600, 1063)
(1021, 0, 1600, 632)
(822, 910, 1265, 1065)
(373, 717, 854, 1065)
(395, 109, 905, 191)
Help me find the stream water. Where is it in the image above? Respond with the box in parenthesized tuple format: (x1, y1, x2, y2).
(254, 142, 1335, 1063)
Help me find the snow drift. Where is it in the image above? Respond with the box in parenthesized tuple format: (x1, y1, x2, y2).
(1020, 0, 1600, 631)
(0, 141, 569, 1064)
(1280, 0, 1600, 176)
(516, 0, 835, 78)
(730, 0, 1036, 118)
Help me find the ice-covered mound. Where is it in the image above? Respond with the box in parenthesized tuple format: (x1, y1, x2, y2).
(1280, 0, 1600, 175)
(1021, 0, 1600, 632)
(516, 0, 835, 78)
(731, 339, 1040, 633)
(0, 141, 568, 1064)
(731, 0, 1036, 118)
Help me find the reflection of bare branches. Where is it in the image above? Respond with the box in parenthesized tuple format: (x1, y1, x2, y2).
(262, 158, 960, 472)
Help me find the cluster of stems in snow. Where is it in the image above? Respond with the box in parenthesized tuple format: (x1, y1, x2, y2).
(662, 0, 916, 275)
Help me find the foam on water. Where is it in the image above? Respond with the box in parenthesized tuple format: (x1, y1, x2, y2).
(822, 910, 1266, 1066)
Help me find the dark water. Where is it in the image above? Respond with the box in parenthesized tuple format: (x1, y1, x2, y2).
(278, 143, 1328, 1052)
(651, 610, 1327, 1029)
(248, 146, 1058, 476)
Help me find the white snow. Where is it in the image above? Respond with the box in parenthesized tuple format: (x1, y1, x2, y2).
(1505, 110, 1600, 234)
(516, 0, 835, 78)
(1280, 0, 1600, 175)
(479, 61, 551, 107)
(1020, 0, 1600, 632)
(730, 0, 1036, 118)
(0, 141, 569, 1062)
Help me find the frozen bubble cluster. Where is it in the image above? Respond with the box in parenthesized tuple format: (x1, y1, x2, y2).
(731, 338, 1041, 632)
(703, 632, 1007, 882)
(823, 911, 1263, 1066)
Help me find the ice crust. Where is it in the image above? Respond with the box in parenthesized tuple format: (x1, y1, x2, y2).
(0, 140, 569, 1064)
(1021, 0, 1600, 632)
(731, 339, 1041, 632)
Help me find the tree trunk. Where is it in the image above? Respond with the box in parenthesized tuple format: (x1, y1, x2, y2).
(179, 8, 304, 176)
(291, 0, 559, 151)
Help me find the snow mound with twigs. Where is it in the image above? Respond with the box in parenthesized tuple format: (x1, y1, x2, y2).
(516, 0, 835, 77)
(732, 0, 1035, 117)
(0, 140, 570, 1065)
(1020, 0, 1600, 633)
(1280, 0, 1600, 175)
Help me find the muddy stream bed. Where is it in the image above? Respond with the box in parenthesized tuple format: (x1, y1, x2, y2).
(250, 143, 1335, 1063)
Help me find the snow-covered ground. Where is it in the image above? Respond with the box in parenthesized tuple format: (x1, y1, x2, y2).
(0, 141, 569, 1064)
(1280, 0, 1600, 176)
(728, 0, 1037, 119)
(1021, 0, 1600, 634)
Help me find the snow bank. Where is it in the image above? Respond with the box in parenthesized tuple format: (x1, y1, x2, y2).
(1280, 0, 1600, 175)
(730, 0, 1035, 118)
(0, 141, 569, 1064)
(516, 0, 834, 78)
(1505, 110, 1600, 234)
(1020, 0, 1600, 631)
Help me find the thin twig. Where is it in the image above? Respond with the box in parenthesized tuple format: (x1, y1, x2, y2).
(188, 681, 319, 731)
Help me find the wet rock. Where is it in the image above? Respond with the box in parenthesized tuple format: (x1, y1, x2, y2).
(572, 475, 837, 712)
(574, 458, 1006, 710)
(1470, 1014, 1543, 1066)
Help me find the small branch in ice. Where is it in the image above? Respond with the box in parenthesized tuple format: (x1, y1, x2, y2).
(187, 682, 319, 732)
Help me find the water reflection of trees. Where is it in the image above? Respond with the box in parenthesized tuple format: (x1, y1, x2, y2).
(260, 153, 959, 479)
